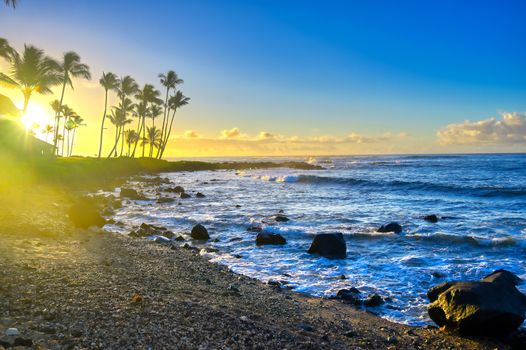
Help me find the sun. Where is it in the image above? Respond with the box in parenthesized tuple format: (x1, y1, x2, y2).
(20, 104, 53, 132)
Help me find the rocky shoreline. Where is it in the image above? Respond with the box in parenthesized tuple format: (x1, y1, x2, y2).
(1, 182, 525, 349)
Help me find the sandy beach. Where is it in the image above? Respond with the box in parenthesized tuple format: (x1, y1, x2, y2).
(0, 183, 520, 349)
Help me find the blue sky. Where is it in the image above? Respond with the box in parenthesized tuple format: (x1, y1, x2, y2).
(1, 0, 525, 155)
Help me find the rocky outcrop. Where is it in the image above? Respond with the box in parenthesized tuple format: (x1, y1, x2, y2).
(156, 197, 175, 204)
(129, 223, 174, 239)
(377, 222, 402, 234)
(180, 192, 191, 199)
(68, 201, 106, 228)
(274, 214, 289, 222)
(120, 188, 146, 200)
(364, 294, 384, 307)
(427, 269, 526, 335)
(307, 233, 346, 259)
(165, 186, 185, 193)
(191, 224, 210, 240)
(335, 288, 362, 305)
(196, 192, 206, 198)
(255, 232, 286, 245)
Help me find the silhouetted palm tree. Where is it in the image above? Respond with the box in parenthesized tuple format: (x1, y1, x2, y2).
(42, 124, 53, 143)
(3, 0, 17, 8)
(157, 71, 183, 157)
(142, 126, 161, 158)
(98, 72, 119, 158)
(68, 114, 84, 156)
(53, 51, 91, 155)
(0, 38, 14, 61)
(132, 84, 162, 157)
(124, 129, 139, 156)
(60, 104, 75, 156)
(107, 99, 134, 157)
(0, 45, 60, 113)
(149, 104, 162, 128)
(159, 90, 190, 158)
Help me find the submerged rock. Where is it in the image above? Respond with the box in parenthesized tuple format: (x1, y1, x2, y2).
(180, 192, 191, 199)
(274, 214, 290, 222)
(377, 222, 402, 234)
(307, 233, 346, 259)
(427, 269, 526, 335)
(156, 197, 175, 204)
(68, 201, 106, 228)
(423, 214, 439, 223)
(195, 192, 206, 198)
(120, 188, 146, 200)
(255, 232, 286, 245)
(191, 224, 210, 240)
(246, 225, 263, 232)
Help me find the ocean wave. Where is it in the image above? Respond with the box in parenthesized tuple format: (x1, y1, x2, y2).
(407, 233, 525, 248)
(275, 174, 526, 198)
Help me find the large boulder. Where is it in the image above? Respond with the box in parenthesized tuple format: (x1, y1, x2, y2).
(255, 232, 286, 245)
(120, 188, 146, 200)
(191, 224, 210, 240)
(427, 269, 526, 336)
(307, 233, 346, 259)
(68, 201, 106, 228)
(423, 214, 439, 223)
(377, 222, 402, 234)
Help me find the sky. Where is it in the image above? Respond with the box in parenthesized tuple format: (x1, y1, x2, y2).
(1, 0, 525, 156)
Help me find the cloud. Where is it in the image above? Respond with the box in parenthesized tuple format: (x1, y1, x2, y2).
(437, 112, 526, 145)
(257, 131, 276, 140)
(221, 127, 241, 138)
(184, 130, 199, 138)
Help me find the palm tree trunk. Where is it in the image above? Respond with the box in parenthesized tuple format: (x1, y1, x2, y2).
(160, 109, 177, 159)
(98, 89, 109, 158)
(158, 87, 170, 158)
(107, 126, 121, 159)
(131, 116, 142, 157)
(149, 143, 153, 158)
(141, 117, 146, 158)
(70, 128, 77, 157)
(53, 80, 67, 155)
(120, 127, 125, 156)
(22, 92, 30, 115)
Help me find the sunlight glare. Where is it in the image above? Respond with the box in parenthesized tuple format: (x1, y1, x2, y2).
(20, 104, 52, 133)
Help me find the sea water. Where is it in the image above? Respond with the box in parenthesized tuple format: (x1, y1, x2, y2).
(109, 154, 526, 326)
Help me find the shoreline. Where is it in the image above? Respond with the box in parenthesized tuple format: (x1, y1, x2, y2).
(0, 181, 522, 349)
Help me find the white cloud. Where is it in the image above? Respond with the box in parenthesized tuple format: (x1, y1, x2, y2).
(437, 112, 526, 145)
(184, 130, 199, 138)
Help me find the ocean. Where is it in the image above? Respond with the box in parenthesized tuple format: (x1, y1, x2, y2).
(106, 154, 526, 326)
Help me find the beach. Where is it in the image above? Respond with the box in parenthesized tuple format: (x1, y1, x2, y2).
(0, 159, 523, 349)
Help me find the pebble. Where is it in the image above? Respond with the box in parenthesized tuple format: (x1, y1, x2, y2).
(5, 327, 20, 336)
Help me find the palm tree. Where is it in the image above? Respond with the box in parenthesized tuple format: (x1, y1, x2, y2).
(60, 104, 75, 156)
(64, 117, 75, 157)
(107, 99, 134, 158)
(157, 71, 183, 157)
(3, 0, 17, 8)
(0, 38, 14, 61)
(52, 51, 91, 155)
(124, 129, 139, 157)
(0, 45, 60, 113)
(97, 72, 119, 158)
(159, 90, 190, 158)
(148, 104, 162, 128)
(132, 84, 162, 157)
(142, 126, 161, 158)
(42, 124, 54, 143)
(68, 114, 84, 156)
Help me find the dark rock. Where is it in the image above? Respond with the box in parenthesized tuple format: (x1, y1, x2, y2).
(427, 269, 526, 335)
(13, 338, 33, 347)
(156, 197, 175, 204)
(377, 222, 402, 234)
(68, 201, 106, 228)
(235, 205, 242, 208)
(307, 233, 346, 259)
(174, 235, 185, 241)
(120, 188, 146, 200)
(299, 324, 315, 332)
(180, 192, 191, 199)
(246, 225, 262, 232)
(191, 224, 209, 240)
(165, 186, 185, 193)
(431, 271, 447, 278)
(423, 214, 439, 223)
(0, 340, 10, 348)
(195, 192, 206, 198)
(274, 214, 289, 222)
(153, 236, 171, 244)
(344, 329, 356, 337)
(255, 232, 286, 245)
(364, 294, 384, 307)
(339, 274, 347, 280)
(336, 289, 362, 305)
(129, 223, 174, 238)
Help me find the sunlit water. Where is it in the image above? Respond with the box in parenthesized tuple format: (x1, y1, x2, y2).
(106, 154, 526, 326)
